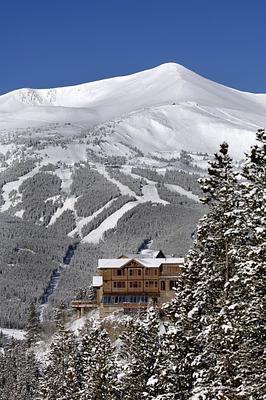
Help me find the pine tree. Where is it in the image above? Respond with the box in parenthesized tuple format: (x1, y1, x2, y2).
(79, 322, 117, 400)
(36, 325, 79, 400)
(15, 343, 39, 400)
(25, 302, 41, 346)
(187, 142, 243, 398)
(119, 307, 161, 400)
(157, 139, 265, 399)
(225, 128, 266, 398)
(148, 290, 199, 400)
(0, 340, 39, 400)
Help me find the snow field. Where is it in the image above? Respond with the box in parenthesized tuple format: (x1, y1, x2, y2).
(1, 63, 265, 158)
(0, 328, 25, 340)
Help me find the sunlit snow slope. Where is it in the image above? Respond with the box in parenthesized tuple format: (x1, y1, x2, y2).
(1, 63, 266, 158)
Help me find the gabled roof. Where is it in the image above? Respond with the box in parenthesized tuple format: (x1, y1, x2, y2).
(98, 258, 131, 269)
(118, 249, 165, 259)
(98, 257, 184, 269)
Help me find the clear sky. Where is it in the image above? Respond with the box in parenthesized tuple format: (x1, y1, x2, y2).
(1, 0, 266, 95)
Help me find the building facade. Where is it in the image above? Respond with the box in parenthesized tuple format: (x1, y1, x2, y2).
(72, 250, 184, 317)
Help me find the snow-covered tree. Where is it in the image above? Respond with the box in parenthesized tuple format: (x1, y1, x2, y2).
(156, 138, 265, 399)
(79, 322, 117, 400)
(25, 302, 41, 346)
(148, 288, 198, 400)
(119, 307, 161, 400)
(36, 326, 79, 400)
(0, 340, 39, 400)
(223, 128, 266, 398)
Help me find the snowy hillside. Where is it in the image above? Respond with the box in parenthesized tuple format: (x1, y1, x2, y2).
(1, 63, 266, 158)
(0, 63, 265, 329)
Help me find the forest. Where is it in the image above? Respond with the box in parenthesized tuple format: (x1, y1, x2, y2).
(0, 129, 265, 399)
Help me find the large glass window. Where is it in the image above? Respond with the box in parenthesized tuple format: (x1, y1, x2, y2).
(160, 281, 166, 291)
(101, 295, 148, 304)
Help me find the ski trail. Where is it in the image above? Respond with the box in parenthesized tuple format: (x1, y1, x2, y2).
(48, 195, 78, 226)
(94, 164, 136, 197)
(68, 198, 117, 238)
(82, 201, 138, 244)
(1, 166, 40, 212)
(39, 244, 77, 322)
(165, 183, 200, 203)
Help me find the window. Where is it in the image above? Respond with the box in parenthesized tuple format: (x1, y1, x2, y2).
(169, 281, 177, 290)
(160, 281, 166, 291)
(129, 281, 142, 288)
(115, 269, 125, 276)
(101, 295, 148, 304)
(129, 269, 142, 276)
(145, 268, 158, 276)
(145, 281, 158, 288)
(113, 281, 126, 289)
(167, 266, 179, 275)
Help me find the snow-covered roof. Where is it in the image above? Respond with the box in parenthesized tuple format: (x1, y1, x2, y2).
(98, 259, 130, 269)
(98, 257, 184, 269)
(92, 276, 103, 287)
(119, 250, 165, 259)
(138, 258, 184, 268)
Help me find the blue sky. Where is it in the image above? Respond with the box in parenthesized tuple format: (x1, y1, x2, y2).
(1, 0, 266, 94)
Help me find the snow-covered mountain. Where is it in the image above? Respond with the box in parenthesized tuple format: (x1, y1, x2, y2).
(1, 63, 266, 158)
(2, 63, 265, 328)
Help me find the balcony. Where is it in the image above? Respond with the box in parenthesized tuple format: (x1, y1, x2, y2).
(71, 300, 97, 309)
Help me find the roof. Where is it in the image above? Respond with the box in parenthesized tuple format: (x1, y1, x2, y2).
(92, 276, 103, 287)
(98, 257, 184, 269)
(118, 249, 166, 259)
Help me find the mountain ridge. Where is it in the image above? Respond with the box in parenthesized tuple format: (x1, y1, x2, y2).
(1, 62, 266, 158)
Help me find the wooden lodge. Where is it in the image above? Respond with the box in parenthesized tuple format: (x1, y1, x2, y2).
(72, 250, 185, 317)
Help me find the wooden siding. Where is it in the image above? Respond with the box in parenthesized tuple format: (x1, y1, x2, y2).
(99, 261, 181, 300)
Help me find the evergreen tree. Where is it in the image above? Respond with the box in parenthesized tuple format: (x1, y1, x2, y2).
(225, 128, 266, 398)
(156, 139, 265, 399)
(15, 343, 39, 400)
(152, 143, 246, 399)
(79, 322, 117, 400)
(0, 340, 39, 400)
(36, 325, 79, 400)
(25, 302, 41, 346)
(187, 142, 243, 398)
(119, 307, 161, 400)
(148, 291, 198, 400)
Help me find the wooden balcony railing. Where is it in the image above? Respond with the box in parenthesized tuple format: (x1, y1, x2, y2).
(71, 300, 97, 308)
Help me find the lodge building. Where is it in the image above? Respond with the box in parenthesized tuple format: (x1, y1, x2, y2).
(72, 250, 184, 317)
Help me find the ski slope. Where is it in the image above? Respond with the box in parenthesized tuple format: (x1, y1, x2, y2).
(1, 166, 40, 212)
(165, 183, 200, 203)
(82, 201, 138, 244)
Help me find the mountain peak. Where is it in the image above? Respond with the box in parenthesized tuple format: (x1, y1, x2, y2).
(0, 64, 266, 159)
